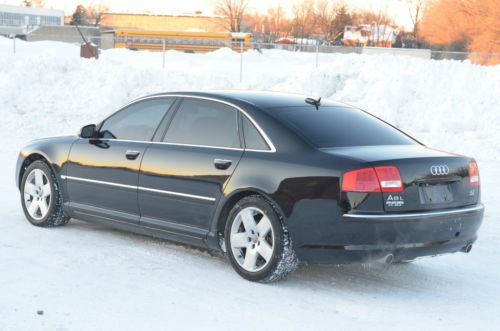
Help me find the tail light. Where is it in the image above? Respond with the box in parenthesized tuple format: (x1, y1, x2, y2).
(342, 166, 403, 193)
(341, 167, 380, 192)
(374, 166, 403, 192)
(469, 160, 480, 187)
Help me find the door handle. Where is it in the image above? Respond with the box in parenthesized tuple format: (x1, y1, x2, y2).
(214, 159, 232, 170)
(125, 150, 141, 160)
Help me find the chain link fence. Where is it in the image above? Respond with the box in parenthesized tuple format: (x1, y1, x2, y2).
(6, 34, 500, 68)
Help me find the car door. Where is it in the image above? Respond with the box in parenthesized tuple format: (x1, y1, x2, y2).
(138, 97, 244, 240)
(65, 97, 175, 225)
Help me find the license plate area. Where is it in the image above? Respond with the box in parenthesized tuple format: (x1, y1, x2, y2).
(419, 183, 454, 204)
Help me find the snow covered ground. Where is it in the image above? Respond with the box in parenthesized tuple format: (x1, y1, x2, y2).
(0, 38, 499, 330)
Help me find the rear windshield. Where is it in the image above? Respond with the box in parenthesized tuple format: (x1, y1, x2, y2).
(273, 106, 418, 148)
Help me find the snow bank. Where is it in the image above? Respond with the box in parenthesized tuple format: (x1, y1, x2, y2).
(1, 37, 499, 161)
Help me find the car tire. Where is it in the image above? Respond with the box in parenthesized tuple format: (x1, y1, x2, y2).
(225, 195, 298, 282)
(20, 160, 70, 227)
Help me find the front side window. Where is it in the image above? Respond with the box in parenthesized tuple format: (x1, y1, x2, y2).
(100, 98, 173, 141)
(164, 99, 240, 148)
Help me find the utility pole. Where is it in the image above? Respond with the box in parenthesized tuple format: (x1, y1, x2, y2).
(162, 39, 166, 69)
(239, 41, 244, 83)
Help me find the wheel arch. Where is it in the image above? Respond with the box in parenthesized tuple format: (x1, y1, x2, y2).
(211, 188, 287, 245)
(16, 136, 77, 191)
(18, 152, 53, 188)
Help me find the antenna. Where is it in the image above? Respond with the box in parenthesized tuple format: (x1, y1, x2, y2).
(75, 24, 88, 44)
(305, 97, 321, 110)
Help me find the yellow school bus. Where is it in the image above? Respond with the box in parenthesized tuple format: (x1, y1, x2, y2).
(108, 29, 252, 53)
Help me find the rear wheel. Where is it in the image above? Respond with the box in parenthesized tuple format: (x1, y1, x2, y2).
(20, 160, 70, 227)
(225, 195, 298, 282)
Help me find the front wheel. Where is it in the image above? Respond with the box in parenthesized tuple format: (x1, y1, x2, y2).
(20, 160, 70, 227)
(225, 195, 298, 282)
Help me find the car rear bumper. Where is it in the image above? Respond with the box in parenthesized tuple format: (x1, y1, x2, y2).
(294, 204, 484, 264)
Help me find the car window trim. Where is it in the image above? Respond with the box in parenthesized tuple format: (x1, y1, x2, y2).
(92, 138, 245, 151)
(240, 113, 270, 151)
(102, 139, 276, 153)
(152, 97, 182, 142)
(125, 94, 276, 153)
(151, 97, 179, 141)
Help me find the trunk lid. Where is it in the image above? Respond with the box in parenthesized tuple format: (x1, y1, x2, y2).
(324, 145, 479, 212)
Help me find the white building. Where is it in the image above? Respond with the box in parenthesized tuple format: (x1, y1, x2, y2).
(0, 4, 63, 35)
(343, 24, 400, 47)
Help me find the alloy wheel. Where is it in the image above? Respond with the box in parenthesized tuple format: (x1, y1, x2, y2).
(23, 169, 52, 220)
(230, 206, 275, 272)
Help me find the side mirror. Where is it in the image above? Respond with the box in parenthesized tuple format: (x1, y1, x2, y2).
(79, 124, 97, 139)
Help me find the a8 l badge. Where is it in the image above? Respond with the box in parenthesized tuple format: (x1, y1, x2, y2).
(386, 194, 405, 207)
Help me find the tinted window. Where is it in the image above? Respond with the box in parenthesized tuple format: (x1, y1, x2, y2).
(242, 116, 269, 150)
(164, 99, 240, 148)
(100, 98, 172, 141)
(274, 106, 417, 148)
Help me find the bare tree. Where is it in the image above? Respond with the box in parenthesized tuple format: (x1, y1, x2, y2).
(22, 0, 44, 7)
(420, 0, 499, 61)
(244, 11, 267, 38)
(243, 5, 292, 42)
(267, 5, 290, 39)
(315, 0, 351, 41)
(291, 0, 316, 40)
(406, 0, 426, 46)
(214, 0, 251, 32)
(315, 0, 336, 40)
(87, 3, 110, 26)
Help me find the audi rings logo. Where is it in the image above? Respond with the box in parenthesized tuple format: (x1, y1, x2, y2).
(430, 165, 450, 176)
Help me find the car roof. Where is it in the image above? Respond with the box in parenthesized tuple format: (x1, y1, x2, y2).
(146, 90, 350, 110)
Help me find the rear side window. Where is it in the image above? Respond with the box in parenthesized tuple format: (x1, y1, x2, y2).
(273, 106, 417, 148)
(164, 99, 240, 148)
(242, 116, 269, 151)
(100, 98, 173, 141)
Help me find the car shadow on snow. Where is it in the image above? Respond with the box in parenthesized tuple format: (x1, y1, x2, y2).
(288, 262, 436, 292)
(63, 219, 453, 293)
(63, 219, 223, 260)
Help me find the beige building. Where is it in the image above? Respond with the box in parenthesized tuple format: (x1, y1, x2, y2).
(99, 13, 230, 33)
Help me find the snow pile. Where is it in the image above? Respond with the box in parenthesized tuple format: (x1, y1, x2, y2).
(1, 37, 498, 160)
(1, 38, 500, 330)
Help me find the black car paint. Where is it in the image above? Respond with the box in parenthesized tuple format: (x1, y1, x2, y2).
(16, 91, 484, 263)
(16, 136, 75, 202)
(67, 139, 149, 221)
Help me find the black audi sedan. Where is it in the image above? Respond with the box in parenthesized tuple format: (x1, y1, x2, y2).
(15, 91, 484, 282)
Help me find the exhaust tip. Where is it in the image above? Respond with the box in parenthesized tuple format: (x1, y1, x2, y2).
(462, 243, 473, 253)
(385, 253, 394, 264)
